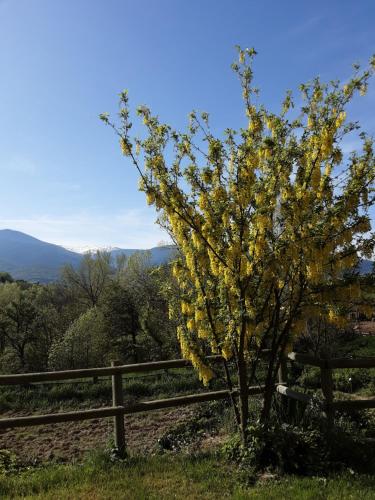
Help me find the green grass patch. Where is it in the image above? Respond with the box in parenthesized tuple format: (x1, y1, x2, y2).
(1, 453, 374, 499)
(346, 335, 375, 357)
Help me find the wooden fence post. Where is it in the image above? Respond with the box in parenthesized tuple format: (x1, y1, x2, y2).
(278, 353, 291, 418)
(111, 361, 126, 457)
(321, 362, 334, 432)
(278, 354, 288, 385)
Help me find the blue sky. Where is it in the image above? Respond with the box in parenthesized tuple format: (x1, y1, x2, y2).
(0, 0, 374, 249)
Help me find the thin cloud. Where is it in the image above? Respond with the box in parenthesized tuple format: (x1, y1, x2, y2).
(0, 209, 168, 249)
(286, 16, 323, 38)
(47, 181, 81, 192)
(0, 155, 37, 175)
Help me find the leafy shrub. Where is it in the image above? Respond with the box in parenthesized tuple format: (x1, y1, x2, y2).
(223, 423, 327, 476)
(0, 450, 18, 475)
(332, 368, 374, 392)
(158, 401, 227, 451)
(48, 308, 111, 370)
(297, 365, 374, 393)
(298, 367, 321, 389)
(223, 422, 375, 476)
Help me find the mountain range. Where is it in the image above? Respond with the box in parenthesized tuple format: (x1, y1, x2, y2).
(0, 229, 373, 283)
(0, 229, 177, 283)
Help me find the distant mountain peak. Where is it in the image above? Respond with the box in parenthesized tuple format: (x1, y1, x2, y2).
(0, 229, 177, 283)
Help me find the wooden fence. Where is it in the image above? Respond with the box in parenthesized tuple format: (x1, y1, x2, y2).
(0, 352, 374, 457)
(0, 354, 257, 457)
(277, 353, 375, 430)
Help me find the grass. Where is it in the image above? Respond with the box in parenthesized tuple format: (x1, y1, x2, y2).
(345, 334, 375, 357)
(1, 453, 375, 499)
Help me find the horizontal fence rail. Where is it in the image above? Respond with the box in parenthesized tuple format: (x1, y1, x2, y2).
(288, 352, 375, 369)
(0, 386, 266, 431)
(276, 384, 313, 404)
(325, 357, 375, 369)
(331, 399, 375, 410)
(0, 351, 372, 388)
(0, 356, 226, 385)
(0, 407, 124, 429)
(0, 350, 273, 387)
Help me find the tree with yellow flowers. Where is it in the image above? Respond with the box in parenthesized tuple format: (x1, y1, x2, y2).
(102, 48, 375, 443)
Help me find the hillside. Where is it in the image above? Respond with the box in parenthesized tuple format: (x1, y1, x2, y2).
(359, 259, 374, 275)
(0, 229, 82, 283)
(110, 245, 177, 267)
(0, 229, 177, 283)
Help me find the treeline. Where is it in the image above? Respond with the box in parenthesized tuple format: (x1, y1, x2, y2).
(0, 251, 179, 374)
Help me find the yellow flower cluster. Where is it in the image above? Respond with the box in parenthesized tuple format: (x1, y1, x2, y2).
(120, 138, 132, 156)
(327, 309, 347, 328)
(176, 326, 215, 385)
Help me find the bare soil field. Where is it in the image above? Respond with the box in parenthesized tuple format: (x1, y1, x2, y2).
(0, 406, 197, 464)
(355, 321, 375, 336)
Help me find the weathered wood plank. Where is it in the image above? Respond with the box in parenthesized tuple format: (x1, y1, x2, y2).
(326, 358, 375, 369)
(278, 355, 288, 385)
(288, 352, 375, 369)
(276, 385, 313, 403)
(112, 360, 126, 457)
(0, 355, 225, 385)
(123, 385, 265, 414)
(287, 352, 326, 367)
(0, 407, 124, 429)
(0, 385, 266, 430)
(332, 399, 375, 410)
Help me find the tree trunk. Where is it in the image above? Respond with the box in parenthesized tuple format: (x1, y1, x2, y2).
(260, 353, 277, 426)
(237, 351, 249, 444)
(260, 378, 275, 426)
(131, 329, 138, 363)
(222, 359, 240, 426)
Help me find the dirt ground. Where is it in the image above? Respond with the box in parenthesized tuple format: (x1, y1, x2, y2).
(354, 321, 375, 335)
(0, 406, 198, 464)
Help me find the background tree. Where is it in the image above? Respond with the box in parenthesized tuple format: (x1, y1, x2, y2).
(48, 307, 110, 370)
(61, 250, 112, 307)
(118, 252, 178, 360)
(0, 272, 14, 284)
(101, 280, 141, 363)
(0, 283, 58, 372)
(103, 48, 375, 442)
(43, 282, 87, 336)
(0, 252, 179, 372)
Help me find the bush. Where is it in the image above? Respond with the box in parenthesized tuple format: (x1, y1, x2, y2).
(223, 423, 327, 476)
(297, 365, 374, 393)
(223, 422, 375, 476)
(0, 450, 18, 475)
(298, 366, 321, 389)
(158, 401, 227, 452)
(48, 308, 111, 370)
(332, 368, 374, 392)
